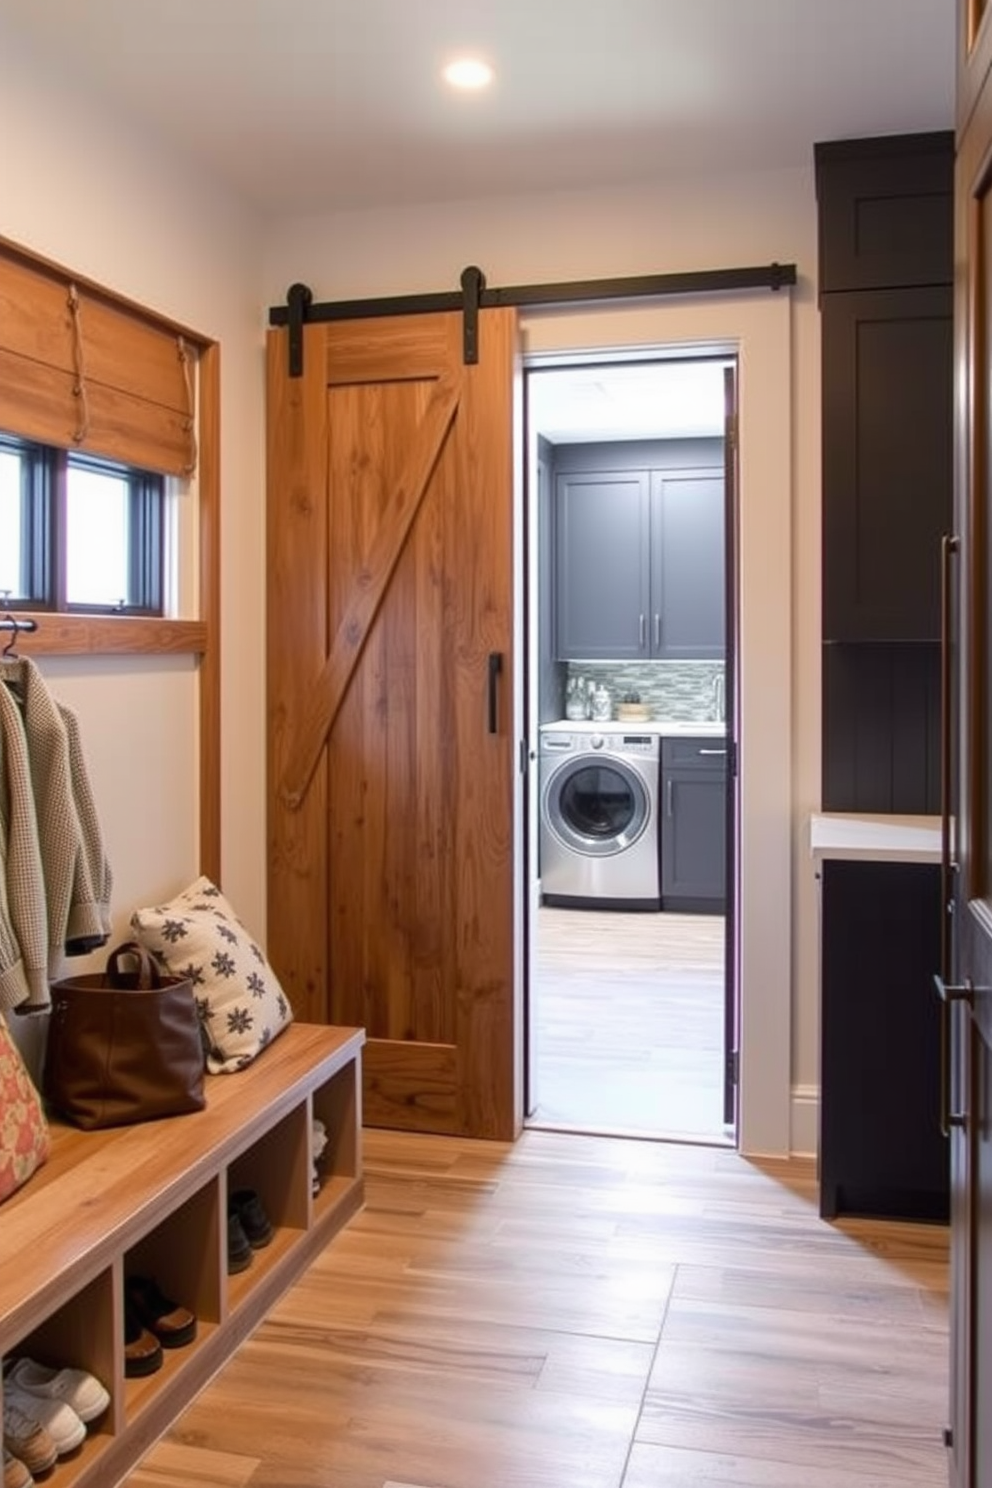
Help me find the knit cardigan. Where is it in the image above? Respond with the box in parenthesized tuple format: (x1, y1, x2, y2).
(0, 658, 112, 1012)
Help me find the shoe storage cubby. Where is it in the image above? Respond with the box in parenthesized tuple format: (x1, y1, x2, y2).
(0, 1024, 364, 1488)
(226, 1102, 309, 1309)
(123, 1176, 222, 1423)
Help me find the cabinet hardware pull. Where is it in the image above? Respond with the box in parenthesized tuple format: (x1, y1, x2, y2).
(487, 652, 502, 735)
(699, 748, 726, 756)
(639, 613, 646, 647)
(666, 780, 673, 817)
(939, 533, 960, 983)
(932, 973, 973, 1137)
(654, 613, 661, 648)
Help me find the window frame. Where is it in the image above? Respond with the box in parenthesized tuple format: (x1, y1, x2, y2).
(0, 434, 165, 617)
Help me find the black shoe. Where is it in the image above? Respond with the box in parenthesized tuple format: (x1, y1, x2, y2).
(230, 1189, 273, 1249)
(227, 1210, 254, 1273)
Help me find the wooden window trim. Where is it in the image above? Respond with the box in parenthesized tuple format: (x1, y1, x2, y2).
(3, 245, 222, 882)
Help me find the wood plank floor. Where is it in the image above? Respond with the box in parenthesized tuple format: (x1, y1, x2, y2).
(532, 908, 728, 1142)
(127, 1128, 949, 1488)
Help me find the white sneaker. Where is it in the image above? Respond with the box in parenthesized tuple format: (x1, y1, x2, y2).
(5, 1359, 109, 1426)
(2, 1387, 86, 1457)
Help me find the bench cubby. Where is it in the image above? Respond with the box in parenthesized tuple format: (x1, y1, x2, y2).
(0, 1022, 364, 1488)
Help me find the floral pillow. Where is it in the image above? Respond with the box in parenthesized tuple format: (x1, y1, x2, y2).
(130, 877, 293, 1074)
(1, 1012, 50, 1205)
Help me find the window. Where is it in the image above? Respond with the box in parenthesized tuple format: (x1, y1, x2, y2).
(0, 435, 164, 615)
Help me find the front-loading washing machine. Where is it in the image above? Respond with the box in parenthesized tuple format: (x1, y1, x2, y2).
(539, 727, 661, 909)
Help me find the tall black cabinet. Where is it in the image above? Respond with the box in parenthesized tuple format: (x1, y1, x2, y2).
(816, 132, 954, 813)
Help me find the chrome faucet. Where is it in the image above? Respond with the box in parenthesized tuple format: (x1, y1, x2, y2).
(710, 670, 725, 722)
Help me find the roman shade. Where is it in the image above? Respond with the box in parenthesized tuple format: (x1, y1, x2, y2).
(0, 237, 199, 477)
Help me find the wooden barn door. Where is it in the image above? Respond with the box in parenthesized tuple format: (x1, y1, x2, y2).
(266, 308, 520, 1140)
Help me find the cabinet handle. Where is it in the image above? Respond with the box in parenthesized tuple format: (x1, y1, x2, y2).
(932, 973, 973, 1136)
(639, 613, 646, 647)
(487, 652, 502, 735)
(698, 748, 726, 756)
(654, 613, 661, 648)
(666, 780, 673, 817)
(940, 533, 960, 982)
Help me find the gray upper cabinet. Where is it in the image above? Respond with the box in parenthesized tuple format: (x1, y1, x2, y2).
(554, 469, 651, 660)
(553, 459, 725, 661)
(650, 469, 725, 660)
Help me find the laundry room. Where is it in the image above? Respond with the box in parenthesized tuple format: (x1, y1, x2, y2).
(526, 357, 733, 1145)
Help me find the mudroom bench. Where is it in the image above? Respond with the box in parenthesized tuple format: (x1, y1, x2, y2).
(0, 1022, 365, 1488)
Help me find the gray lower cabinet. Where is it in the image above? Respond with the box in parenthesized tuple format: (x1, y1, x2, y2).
(554, 465, 724, 661)
(660, 737, 727, 912)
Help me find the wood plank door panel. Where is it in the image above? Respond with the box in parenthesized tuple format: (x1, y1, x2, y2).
(266, 308, 520, 1140)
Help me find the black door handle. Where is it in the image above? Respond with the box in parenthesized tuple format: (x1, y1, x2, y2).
(488, 652, 503, 735)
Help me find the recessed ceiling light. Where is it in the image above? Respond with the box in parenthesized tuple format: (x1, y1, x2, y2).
(443, 57, 493, 91)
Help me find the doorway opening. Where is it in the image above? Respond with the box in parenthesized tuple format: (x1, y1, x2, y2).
(523, 353, 738, 1146)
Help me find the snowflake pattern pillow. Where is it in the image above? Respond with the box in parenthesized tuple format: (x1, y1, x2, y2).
(130, 877, 293, 1074)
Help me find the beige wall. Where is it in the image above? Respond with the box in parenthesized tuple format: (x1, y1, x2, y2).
(0, 18, 268, 951)
(262, 174, 823, 1153)
(2, 11, 825, 1149)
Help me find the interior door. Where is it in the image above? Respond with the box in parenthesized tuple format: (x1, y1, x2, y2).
(265, 307, 521, 1140)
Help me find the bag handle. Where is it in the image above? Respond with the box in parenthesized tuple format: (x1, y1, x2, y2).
(105, 941, 164, 990)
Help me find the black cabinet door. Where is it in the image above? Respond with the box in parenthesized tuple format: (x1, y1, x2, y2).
(660, 739, 727, 911)
(814, 133, 953, 293)
(818, 859, 947, 1222)
(554, 469, 650, 659)
(650, 469, 725, 659)
(821, 285, 953, 641)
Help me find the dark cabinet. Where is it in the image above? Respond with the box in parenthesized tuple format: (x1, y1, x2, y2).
(660, 737, 727, 912)
(815, 132, 954, 293)
(816, 131, 954, 816)
(554, 464, 724, 661)
(821, 285, 953, 642)
(818, 857, 948, 1222)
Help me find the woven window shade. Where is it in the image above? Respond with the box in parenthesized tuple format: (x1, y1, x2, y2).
(0, 240, 199, 477)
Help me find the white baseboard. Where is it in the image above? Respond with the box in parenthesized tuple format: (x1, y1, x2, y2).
(790, 1083, 819, 1158)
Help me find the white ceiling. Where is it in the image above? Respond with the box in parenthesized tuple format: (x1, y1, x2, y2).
(530, 359, 729, 443)
(0, 0, 955, 217)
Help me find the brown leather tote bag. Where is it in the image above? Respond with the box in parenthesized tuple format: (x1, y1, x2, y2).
(44, 942, 206, 1129)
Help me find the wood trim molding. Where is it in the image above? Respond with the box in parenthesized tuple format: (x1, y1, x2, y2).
(197, 343, 222, 885)
(10, 615, 208, 655)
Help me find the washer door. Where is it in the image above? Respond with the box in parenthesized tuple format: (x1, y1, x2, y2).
(544, 755, 650, 857)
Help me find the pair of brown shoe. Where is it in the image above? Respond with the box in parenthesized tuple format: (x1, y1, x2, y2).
(123, 1277, 197, 1378)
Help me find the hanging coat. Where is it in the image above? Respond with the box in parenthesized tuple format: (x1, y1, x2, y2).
(0, 657, 112, 1012)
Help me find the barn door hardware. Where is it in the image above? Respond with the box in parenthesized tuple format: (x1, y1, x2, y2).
(460, 265, 485, 365)
(273, 261, 799, 376)
(286, 282, 313, 378)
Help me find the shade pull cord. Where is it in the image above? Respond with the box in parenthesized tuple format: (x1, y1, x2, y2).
(67, 283, 90, 445)
(177, 335, 198, 476)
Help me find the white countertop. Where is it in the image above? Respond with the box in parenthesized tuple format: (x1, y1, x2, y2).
(540, 718, 726, 738)
(809, 812, 942, 864)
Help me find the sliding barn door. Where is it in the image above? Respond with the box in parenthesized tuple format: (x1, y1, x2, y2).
(266, 309, 520, 1140)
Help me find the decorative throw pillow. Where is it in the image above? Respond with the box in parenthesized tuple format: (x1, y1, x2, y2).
(130, 877, 293, 1074)
(0, 1011, 50, 1205)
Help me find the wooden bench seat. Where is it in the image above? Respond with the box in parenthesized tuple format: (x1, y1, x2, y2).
(0, 1022, 364, 1488)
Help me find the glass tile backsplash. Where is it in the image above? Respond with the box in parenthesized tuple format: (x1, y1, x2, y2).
(564, 660, 725, 722)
